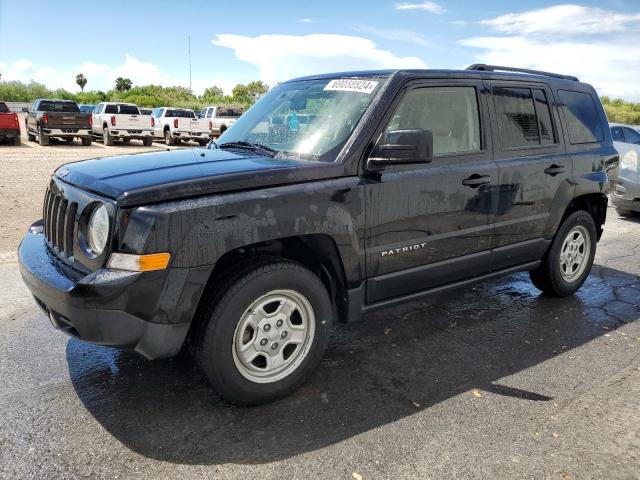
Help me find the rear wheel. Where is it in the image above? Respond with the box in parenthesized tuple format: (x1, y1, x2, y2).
(164, 130, 174, 146)
(143, 137, 153, 147)
(196, 259, 333, 405)
(27, 127, 35, 142)
(12, 135, 21, 146)
(103, 127, 114, 146)
(38, 126, 49, 146)
(529, 211, 597, 297)
(198, 139, 208, 146)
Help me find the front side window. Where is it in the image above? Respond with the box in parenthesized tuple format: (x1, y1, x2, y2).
(623, 127, 640, 145)
(218, 77, 385, 161)
(493, 87, 556, 148)
(558, 90, 604, 144)
(384, 86, 481, 156)
(611, 127, 624, 142)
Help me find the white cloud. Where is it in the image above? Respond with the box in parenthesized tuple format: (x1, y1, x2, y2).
(462, 5, 640, 101)
(460, 36, 640, 100)
(451, 20, 467, 27)
(0, 55, 236, 95)
(481, 4, 640, 36)
(395, 1, 445, 14)
(348, 23, 430, 46)
(212, 33, 426, 86)
(300, 18, 313, 23)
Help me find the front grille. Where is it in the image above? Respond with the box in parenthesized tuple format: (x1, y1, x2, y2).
(43, 187, 78, 258)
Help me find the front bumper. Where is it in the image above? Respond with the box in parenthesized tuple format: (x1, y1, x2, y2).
(18, 225, 195, 359)
(612, 175, 640, 212)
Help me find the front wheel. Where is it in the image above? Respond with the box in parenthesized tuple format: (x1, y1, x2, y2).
(81, 137, 92, 146)
(143, 137, 153, 146)
(529, 211, 597, 297)
(196, 260, 333, 405)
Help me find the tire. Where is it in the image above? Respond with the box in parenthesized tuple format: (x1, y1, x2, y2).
(81, 137, 92, 146)
(196, 259, 333, 405)
(198, 139, 208, 146)
(529, 210, 597, 297)
(12, 135, 21, 146)
(164, 130, 174, 146)
(38, 126, 49, 146)
(64, 138, 74, 143)
(27, 129, 36, 142)
(143, 137, 153, 147)
(121, 138, 130, 144)
(103, 127, 114, 146)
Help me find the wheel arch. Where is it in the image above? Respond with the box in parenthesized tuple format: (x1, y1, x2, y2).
(560, 193, 608, 241)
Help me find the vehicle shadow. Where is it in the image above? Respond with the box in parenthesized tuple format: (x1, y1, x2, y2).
(67, 264, 639, 465)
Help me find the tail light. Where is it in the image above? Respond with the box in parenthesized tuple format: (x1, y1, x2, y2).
(174, 118, 179, 129)
(110, 115, 116, 127)
(208, 120, 212, 130)
(151, 117, 155, 127)
(42, 114, 49, 125)
(88, 115, 93, 126)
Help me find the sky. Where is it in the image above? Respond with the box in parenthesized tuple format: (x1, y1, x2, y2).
(1, 0, 640, 100)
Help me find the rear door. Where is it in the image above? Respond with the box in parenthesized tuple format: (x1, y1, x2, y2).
(486, 81, 568, 270)
(365, 79, 498, 303)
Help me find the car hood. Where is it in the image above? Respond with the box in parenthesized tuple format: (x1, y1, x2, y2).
(56, 148, 344, 207)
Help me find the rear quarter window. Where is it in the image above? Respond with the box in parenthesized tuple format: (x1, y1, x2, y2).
(558, 90, 604, 144)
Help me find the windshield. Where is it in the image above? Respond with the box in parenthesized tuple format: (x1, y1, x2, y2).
(216, 77, 384, 161)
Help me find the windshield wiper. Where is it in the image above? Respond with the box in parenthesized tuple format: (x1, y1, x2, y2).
(218, 140, 277, 158)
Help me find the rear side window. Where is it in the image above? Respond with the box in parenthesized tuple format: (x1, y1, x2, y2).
(166, 109, 195, 118)
(558, 90, 603, 144)
(492, 87, 556, 148)
(0, 102, 10, 113)
(104, 104, 118, 114)
(385, 86, 481, 156)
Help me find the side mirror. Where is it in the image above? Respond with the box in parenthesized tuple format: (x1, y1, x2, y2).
(22, 107, 29, 113)
(367, 129, 433, 170)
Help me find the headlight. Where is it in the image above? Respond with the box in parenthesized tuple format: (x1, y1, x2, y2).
(620, 150, 638, 172)
(87, 204, 109, 254)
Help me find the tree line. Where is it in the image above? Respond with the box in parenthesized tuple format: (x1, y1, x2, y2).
(0, 75, 269, 110)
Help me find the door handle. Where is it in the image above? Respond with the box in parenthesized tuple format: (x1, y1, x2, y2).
(462, 174, 491, 188)
(544, 164, 566, 176)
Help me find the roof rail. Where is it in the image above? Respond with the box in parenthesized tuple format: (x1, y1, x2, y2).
(465, 64, 579, 82)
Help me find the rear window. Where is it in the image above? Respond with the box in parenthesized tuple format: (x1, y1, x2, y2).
(558, 90, 604, 144)
(166, 109, 195, 118)
(0, 102, 9, 113)
(38, 101, 80, 113)
(119, 104, 140, 115)
(492, 87, 556, 148)
(217, 108, 242, 117)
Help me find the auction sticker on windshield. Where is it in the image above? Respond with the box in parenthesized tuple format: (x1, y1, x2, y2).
(324, 79, 378, 94)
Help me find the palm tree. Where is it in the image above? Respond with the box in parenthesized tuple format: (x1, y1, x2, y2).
(115, 77, 132, 92)
(75, 73, 87, 92)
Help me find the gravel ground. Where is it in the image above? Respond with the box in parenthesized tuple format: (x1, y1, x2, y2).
(0, 140, 639, 479)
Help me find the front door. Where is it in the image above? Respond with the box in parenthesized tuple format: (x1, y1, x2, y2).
(365, 80, 498, 303)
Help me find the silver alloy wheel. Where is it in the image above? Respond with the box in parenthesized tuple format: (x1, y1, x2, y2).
(559, 225, 590, 282)
(232, 289, 315, 384)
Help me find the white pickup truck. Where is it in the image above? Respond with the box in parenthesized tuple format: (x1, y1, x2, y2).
(152, 107, 210, 146)
(197, 106, 243, 137)
(92, 102, 154, 146)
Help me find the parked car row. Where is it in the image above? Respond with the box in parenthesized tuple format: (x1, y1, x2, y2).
(2, 99, 243, 147)
(610, 122, 640, 216)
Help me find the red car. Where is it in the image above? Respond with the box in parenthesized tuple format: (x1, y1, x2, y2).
(0, 102, 21, 145)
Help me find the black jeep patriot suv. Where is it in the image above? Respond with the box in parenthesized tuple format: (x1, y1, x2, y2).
(19, 65, 617, 404)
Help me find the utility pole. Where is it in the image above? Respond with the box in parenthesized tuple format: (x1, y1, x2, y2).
(188, 36, 192, 92)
